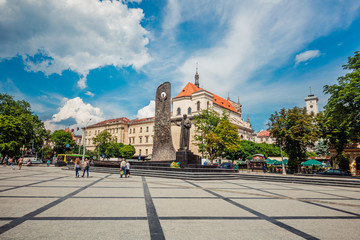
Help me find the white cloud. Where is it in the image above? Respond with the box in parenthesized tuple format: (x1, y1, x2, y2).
(44, 97, 104, 132)
(136, 100, 155, 119)
(85, 91, 95, 97)
(165, 0, 360, 96)
(0, 0, 151, 89)
(295, 50, 321, 64)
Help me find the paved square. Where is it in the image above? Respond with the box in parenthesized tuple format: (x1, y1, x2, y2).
(1, 167, 360, 239)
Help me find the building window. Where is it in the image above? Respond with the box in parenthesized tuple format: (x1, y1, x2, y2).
(116, 128, 118, 133)
(197, 101, 200, 111)
(207, 101, 210, 109)
(133, 128, 135, 133)
(146, 126, 149, 132)
(139, 149, 142, 155)
(146, 149, 148, 155)
(177, 107, 181, 115)
(188, 107, 191, 115)
(139, 137, 142, 143)
(146, 136, 149, 143)
(140, 127, 142, 133)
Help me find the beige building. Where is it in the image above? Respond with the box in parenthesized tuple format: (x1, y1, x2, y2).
(82, 69, 254, 158)
(254, 130, 276, 144)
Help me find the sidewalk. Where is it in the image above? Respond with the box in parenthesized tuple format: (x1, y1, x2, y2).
(0, 166, 360, 239)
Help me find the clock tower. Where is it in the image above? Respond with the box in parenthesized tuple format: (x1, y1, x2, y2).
(305, 87, 318, 115)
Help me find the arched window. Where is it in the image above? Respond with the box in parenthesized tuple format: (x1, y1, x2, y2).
(140, 127, 142, 133)
(197, 101, 200, 111)
(130, 129, 132, 134)
(177, 107, 181, 115)
(188, 107, 191, 115)
(207, 101, 210, 109)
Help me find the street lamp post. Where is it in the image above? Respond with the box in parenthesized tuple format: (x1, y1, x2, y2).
(280, 142, 286, 175)
(82, 119, 92, 165)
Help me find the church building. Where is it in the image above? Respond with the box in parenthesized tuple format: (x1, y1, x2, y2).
(82, 68, 254, 158)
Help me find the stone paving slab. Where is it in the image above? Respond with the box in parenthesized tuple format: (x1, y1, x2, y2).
(0, 166, 360, 239)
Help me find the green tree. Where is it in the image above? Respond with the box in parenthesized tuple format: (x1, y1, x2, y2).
(321, 51, 360, 169)
(92, 131, 114, 158)
(51, 130, 77, 154)
(105, 142, 124, 158)
(0, 94, 47, 156)
(194, 109, 240, 162)
(235, 140, 283, 160)
(269, 107, 319, 171)
(119, 145, 135, 159)
(314, 139, 330, 156)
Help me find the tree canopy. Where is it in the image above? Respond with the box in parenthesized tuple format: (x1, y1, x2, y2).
(321, 51, 360, 168)
(92, 131, 135, 159)
(51, 130, 77, 155)
(0, 94, 47, 156)
(236, 140, 284, 160)
(194, 109, 240, 161)
(268, 107, 319, 171)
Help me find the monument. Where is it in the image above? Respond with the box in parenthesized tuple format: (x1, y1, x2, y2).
(175, 114, 200, 168)
(152, 82, 176, 161)
(175, 114, 191, 150)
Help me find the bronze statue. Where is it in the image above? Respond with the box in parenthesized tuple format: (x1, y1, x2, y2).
(176, 114, 191, 150)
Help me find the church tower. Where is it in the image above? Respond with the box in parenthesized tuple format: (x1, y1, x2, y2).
(305, 87, 318, 115)
(194, 63, 199, 88)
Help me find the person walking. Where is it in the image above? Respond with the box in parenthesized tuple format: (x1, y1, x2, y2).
(3, 156, 8, 167)
(120, 159, 126, 178)
(47, 159, 51, 167)
(74, 158, 81, 178)
(125, 160, 130, 178)
(18, 157, 23, 170)
(82, 158, 90, 178)
(10, 156, 15, 170)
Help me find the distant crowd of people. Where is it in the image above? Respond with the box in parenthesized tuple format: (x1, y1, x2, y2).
(0, 155, 27, 169)
(2, 155, 131, 180)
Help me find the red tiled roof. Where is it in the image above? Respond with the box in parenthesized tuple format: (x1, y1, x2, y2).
(64, 128, 76, 141)
(257, 130, 271, 137)
(92, 117, 130, 126)
(175, 82, 237, 112)
(175, 82, 201, 98)
(129, 117, 155, 124)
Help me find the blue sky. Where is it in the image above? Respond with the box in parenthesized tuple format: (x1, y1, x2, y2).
(1, 0, 360, 134)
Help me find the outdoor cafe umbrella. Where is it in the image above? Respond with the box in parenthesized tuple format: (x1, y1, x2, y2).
(301, 159, 322, 166)
(265, 159, 274, 164)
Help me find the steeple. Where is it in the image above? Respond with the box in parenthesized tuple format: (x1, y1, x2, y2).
(247, 114, 250, 123)
(194, 62, 199, 88)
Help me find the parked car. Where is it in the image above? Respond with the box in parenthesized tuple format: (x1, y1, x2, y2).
(316, 169, 351, 176)
(212, 162, 219, 167)
(220, 162, 233, 169)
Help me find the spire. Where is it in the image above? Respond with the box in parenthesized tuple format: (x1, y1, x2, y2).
(308, 86, 314, 97)
(238, 96, 240, 104)
(195, 62, 199, 88)
(247, 114, 250, 123)
(227, 92, 230, 101)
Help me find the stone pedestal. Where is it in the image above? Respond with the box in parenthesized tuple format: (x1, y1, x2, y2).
(176, 149, 201, 168)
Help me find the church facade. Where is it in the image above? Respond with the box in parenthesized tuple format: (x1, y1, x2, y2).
(82, 69, 254, 158)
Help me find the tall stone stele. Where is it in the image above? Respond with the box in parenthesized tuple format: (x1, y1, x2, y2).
(152, 82, 176, 161)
